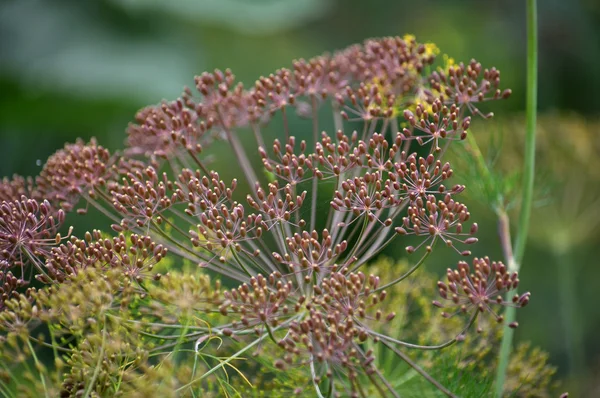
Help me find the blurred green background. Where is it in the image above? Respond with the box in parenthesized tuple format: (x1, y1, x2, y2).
(1, 0, 600, 394)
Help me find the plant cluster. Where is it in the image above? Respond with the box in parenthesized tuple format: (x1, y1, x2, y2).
(0, 35, 544, 397)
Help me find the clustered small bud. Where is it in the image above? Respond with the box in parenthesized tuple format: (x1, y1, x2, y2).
(45, 231, 166, 284)
(247, 182, 306, 227)
(126, 99, 211, 159)
(312, 130, 359, 178)
(274, 229, 352, 279)
(36, 138, 113, 211)
(0, 175, 41, 204)
(260, 137, 312, 185)
(401, 195, 476, 256)
(109, 165, 181, 228)
(396, 153, 463, 201)
(429, 59, 512, 118)
(0, 271, 24, 310)
(0, 196, 67, 283)
(0, 35, 523, 396)
(434, 257, 530, 332)
(220, 272, 295, 330)
(403, 99, 471, 151)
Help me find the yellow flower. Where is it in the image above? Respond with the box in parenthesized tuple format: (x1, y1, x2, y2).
(424, 42, 440, 57)
(439, 54, 456, 74)
(403, 34, 416, 43)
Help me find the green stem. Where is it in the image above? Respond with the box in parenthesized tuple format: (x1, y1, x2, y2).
(514, 0, 538, 270)
(556, 249, 583, 378)
(26, 340, 49, 398)
(82, 317, 107, 398)
(368, 311, 478, 351)
(380, 340, 456, 398)
(372, 250, 430, 293)
(494, 0, 537, 395)
(172, 318, 191, 366)
(310, 95, 319, 232)
(175, 334, 267, 392)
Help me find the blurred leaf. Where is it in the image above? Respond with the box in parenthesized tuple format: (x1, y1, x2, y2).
(0, 0, 200, 102)
(111, 0, 333, 35)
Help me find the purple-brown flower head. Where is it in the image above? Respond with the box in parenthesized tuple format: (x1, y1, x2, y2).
(331, 171, 400, 226)
(403, 100, 471, 152)
(254, 69, 296, 115)
(259, 136, 312, 185)
(273, 229, 352, 280)
(339, 83, 396, 123)
(292, 55, 346, 99)
(399, 195, 476, 255)
(357, 132, 402, 174)
(45, 231, 166, 283)
(36, 138, 113, 211)
(110, 165, 181, 229)
(191, 202, 264, 263)
(0, 196, 67, 281)
(220, 272, 297, 330)
(179, 169, 235, 217)
(311, 130, 360, 178)
(277, 307, 378, 396)
(0, 271, 24, 311)
(429, 59, 511, 118)
(351, 36, 434, 89)
(313, 271, 392, 325)
(434, 257, 530, 331)
(0, 175, 41, 204)
(247, 182, 306, 228)
(396, 153, 464, 202)
(190, 69, 260, 130)
(126, 99, 212, 159)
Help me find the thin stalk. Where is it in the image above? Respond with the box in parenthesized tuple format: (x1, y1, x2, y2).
(175, 333, 268, 392)
(367, 312, 477, 350)
(0, 383, 15, 398)
(346, 216, 369, 261)
(187, 149, 210, 175)
(83, 192, 122, 224)
(218, 110, 260, 200)
(332, 102, 344, 132)
(310, 356, 326, 398)
(26, 340, 49, 398)
(353, 202, 410, 265)
(354, 377, 368, 398)
(83, 318, 107, 398)
(366, 362, 400, 398)
(514, 0, 538, 265)
(27, 336, 71, 353)
(371, 250, 431, 293)
(49, 326, 62, 359)
(310, 96, 319, 232)
(496, 210, 515, 270)
(282, 106, 290, 140)
(251, 123, 266, 149)
(172, 318, 191, 365)
(324, 174, 341, 229)
(360, 366, 390, 398)
(494, 0, 537, 395)
(390, 117, 399, 136)
(230, 249, 253, 278)
(380, 340, 456, 398)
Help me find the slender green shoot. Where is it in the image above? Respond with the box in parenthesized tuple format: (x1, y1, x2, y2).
(494, 0, 538, 395)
